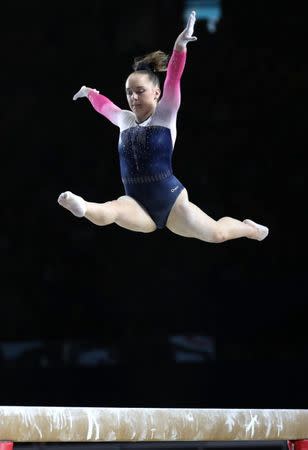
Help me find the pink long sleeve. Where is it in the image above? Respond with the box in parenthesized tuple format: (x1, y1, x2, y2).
(87, 90, 122, 126)
(161, 49, 187, 110)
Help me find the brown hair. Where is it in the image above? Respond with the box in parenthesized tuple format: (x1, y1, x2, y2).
(132, 50, 169, 86)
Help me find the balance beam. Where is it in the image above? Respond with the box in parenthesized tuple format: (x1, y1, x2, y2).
(0, 407, 308, 442)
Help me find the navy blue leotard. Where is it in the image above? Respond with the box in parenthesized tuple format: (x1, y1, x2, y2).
(118, 125, 184, 228)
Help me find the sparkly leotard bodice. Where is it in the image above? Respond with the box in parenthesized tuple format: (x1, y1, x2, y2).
(118, 125, 173, 184)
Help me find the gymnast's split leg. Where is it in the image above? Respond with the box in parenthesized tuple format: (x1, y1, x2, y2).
(166, 189, 269, 242)
(58, 191, 156, 233)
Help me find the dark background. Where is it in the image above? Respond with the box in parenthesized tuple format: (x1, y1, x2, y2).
(0, 0, 306, 408)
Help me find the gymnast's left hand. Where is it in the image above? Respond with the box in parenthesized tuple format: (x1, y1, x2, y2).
(175, 10, 197, 49)
(73, 85, 99, 101)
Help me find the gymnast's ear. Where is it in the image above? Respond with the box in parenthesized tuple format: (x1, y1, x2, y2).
(154, 86, 161, 101)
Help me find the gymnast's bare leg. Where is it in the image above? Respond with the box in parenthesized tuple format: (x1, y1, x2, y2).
(166, 189, 269, 243)
(58, 191, 156, 233)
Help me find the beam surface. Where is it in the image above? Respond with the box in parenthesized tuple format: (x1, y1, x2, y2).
(0, 407, 307, 442)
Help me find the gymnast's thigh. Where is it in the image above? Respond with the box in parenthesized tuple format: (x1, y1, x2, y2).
(166, 188, 190, 231)
(115, 195, 157, 233)
(166, 188, 218, 238)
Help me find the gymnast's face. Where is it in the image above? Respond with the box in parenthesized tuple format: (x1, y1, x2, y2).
(125, 73, 161, 121)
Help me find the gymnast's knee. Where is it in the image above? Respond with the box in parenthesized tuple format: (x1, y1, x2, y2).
(87, 200, 119, 226)
(211, 225, 228, 243)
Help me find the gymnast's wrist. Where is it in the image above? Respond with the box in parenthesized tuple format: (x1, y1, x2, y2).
(174, 43, 187, 53)
(88, 88, 99, 98)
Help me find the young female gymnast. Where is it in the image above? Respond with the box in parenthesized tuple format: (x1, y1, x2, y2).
(58, 11, 269, 243)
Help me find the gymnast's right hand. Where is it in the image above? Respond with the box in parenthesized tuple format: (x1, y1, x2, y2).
(73, 85, 98, 100)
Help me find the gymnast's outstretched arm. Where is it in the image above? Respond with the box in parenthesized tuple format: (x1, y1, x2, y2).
(159, 11, 197, 112)
(72, 86, 127, 127)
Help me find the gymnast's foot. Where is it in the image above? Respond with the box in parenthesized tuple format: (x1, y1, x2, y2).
(58, 191, 86, 217)
(243, 219, 269, 241)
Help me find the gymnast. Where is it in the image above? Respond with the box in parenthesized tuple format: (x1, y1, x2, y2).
(58, 11, 269, 243)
